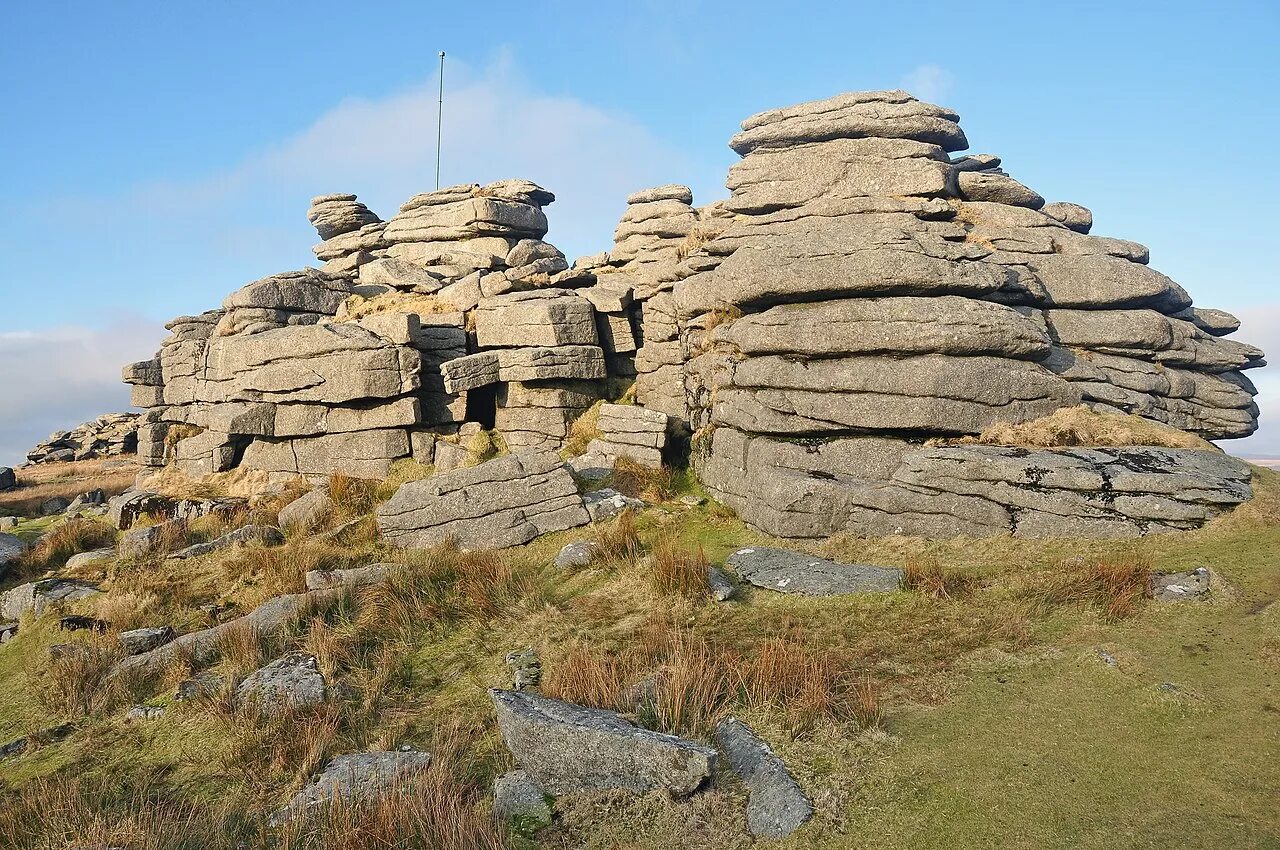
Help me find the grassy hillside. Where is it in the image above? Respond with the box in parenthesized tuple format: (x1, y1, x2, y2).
(0, 459, 1276, 849)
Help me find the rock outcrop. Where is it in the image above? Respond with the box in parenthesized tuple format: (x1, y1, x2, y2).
(23, 413, 139, 464)
(113, 88, 1264, 542)
(640, 89, 1264, 539)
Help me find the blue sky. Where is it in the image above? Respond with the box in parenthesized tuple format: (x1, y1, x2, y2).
(1, 0, 1277, 465)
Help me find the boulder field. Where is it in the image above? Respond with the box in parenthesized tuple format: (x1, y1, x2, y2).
(106, 89, 1263, 540)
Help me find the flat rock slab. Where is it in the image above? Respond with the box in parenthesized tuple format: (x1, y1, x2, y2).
(274, 750, 433, 823)
(377, 452, 589, 550)
(168, 525, 284, 560)
(1150, 567, 1211, 601)
(493, 769, 553, 826)
(714, 717, 813, 838)
(490, 689, 717, 797)
(726, 547, 902, 596)
(0, 579, 101, 620)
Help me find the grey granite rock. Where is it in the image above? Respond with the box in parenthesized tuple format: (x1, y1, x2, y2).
(494, 769, 553, 826)
(0, 579, 101, 620)
(554, 540, 599, 569)
(377, 452, 589, 550)
(236, 652, 326, 714)
(714, 717, 813, 837)
(1150, 567, 1211, 601)
(167, 525, 283, 560)
(274, 750, 433, 823)
(278, 488, 333, 533)
(490, 689, 717, 796)
(118, 626, 176, 655)
(726, 547, 902, 596)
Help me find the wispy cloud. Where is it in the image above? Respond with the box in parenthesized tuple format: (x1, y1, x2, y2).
(899, 64, 955, 104)
(0, 316, 166, 466)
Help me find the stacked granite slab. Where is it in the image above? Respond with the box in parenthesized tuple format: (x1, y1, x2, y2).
(647, 89, 1262, 538)
(122, 181, 632, 480)
(23, 413, 140, 464)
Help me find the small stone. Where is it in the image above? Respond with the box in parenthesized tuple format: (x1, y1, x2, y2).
(39, 497, 71, 516)
(707, 566, 734, 602)
(175, 672, 225, 702)
(714, 716, 813, 838)
(278, 488, 334, 533)
(582, 488, 645, 523)
(493, 769, 552, 827)
(554, 541, 599, 569)
(119, 626, 176, 655)
(505, 647, 543, 690)
(1149, 567, 1211, 602)
(126, 705, 166, 721)
(679, 495, 705, 507)
(1095, 649, 1119, 669)
(273, 750, 433, 823)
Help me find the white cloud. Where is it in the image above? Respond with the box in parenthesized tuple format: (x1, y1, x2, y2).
(0, 316, 167, 467)
(899, 64, 955, 104)
(1218, 304, 1280, 459)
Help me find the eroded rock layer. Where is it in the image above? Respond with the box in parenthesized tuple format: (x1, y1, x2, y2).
(645, 90, 1263, 538)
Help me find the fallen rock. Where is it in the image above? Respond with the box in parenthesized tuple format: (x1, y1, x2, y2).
(64, 548, 115, 569)
(126, 705, 166, 722)
(278, 488, 333, 533)
(236, 652, 326, 714)
(167, 524, 284, 560)
(118, 524, 171, 560)
(0, 579, 101, 620)
(0, 533, 28, 573)
(714, 716, 813, 838)
(0, 517, 17, 531)
(377, 452, 589, 550)
(707, 566, 735, 602)
(554, 540, 599, 569)
(726, 547, 902, 596)
(1150, 567, 1211, 601)
(174, 672, 225, 702)
(0, 622, 18, 644)
(490, 689, 717, 796)
(304, 563, 395, 591)
(493, 769, 553, 826)
(582, 488, 644, 523)
(0, 467, 14, 490)
(274, 750, 433, 823)
(118, 626, 176, 655)
(39, 497, 71, 516)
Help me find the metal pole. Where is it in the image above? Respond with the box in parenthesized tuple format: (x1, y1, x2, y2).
(435, 51, 445, 190)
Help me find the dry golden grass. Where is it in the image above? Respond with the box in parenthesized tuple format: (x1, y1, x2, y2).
(276, 729, 508, 850)
(16, 518, 117, 575)
(0, 457, 136, 517)
(902, 556, 981, 599)
(937, 405, 1216, 450)
(562, 399, 605, 457)
(31, 634, 127, 719)
(335, 291, 451, 322)
(372, 460, 434, 503)
(650, 535, 709, 600)
(1025, 553, 1153, 620)
(676, 219, 729, 260)
(593, 510, 643, 569)
(607, 458, 675, 502)
(0, 773, 236, 850)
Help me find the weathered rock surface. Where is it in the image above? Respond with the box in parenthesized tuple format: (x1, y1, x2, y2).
(727, 547, 902, 595)
(167, 525, 283, 560)
(714, 717, 813, 837)
(377, 452, 588, 549)
(0, 533, 27, 574)
(236, 652, 326, 714)
(490, 689, 717, 796)
(275, 750, 433, 823)
(0, 579, 100, 620)
(0, 468, 15, 490)
(1150, 567, 1212, 601)
(493, 769, 553, 826)
(277, 488, 333, 533)
(118, 626, 176, 655)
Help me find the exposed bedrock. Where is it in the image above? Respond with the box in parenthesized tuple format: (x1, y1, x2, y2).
(696, 426, 1253, 540)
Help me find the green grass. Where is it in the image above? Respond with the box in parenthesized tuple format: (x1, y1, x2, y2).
(0, 465, 1276, 849)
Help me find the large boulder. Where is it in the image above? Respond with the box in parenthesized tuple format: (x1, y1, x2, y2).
(377, 452, 589, 550)
(490, 689, 717, 797)
(0, 468, 15, 491)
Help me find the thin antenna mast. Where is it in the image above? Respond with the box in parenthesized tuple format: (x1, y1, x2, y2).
(435, 51, 446, 190)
